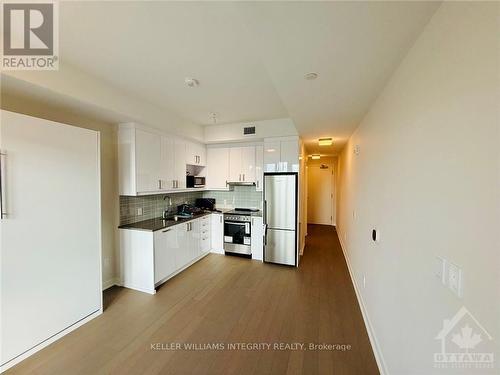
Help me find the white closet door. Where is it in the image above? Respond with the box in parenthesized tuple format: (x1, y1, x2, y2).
(0, 110, 101, 367)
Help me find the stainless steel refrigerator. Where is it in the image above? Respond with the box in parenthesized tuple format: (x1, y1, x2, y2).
(263, 173, 298, 266)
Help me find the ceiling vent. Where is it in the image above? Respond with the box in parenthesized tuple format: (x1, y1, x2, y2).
(243, 126, 256, 136)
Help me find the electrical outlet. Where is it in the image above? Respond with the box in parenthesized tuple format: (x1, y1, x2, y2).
(448, 262, 462, 297)
(434, 256, 446, 285)
(352, 210, 357, 221)
(137, 207, 143, 216)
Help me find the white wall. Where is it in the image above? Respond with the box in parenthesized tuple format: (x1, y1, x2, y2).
(204, 117, 298, 143)
(336, 2, 499, 374)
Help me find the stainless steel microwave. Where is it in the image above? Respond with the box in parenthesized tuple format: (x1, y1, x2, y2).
(186, 175, 205, 188)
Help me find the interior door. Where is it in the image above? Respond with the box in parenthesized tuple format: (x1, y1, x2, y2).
(135, 129, 161, 192)
(307, 164, 333, 225)
(0, 110, 101, 366)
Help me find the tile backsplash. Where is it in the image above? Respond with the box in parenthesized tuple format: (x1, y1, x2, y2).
(120, 191, 203, 225)
(203, 186, 262, 210)
(120, 186, 262, 225)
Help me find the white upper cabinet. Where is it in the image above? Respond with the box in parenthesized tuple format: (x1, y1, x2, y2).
(135, 129, 162, 193)
(206, 148, 229, 190)
(228, 146, 255, 183)
(264, 137, 299, 172)
(174, 139, 187, 189)
(118, 123, 191, 195)
(186, 141, 206, 166)
(160, 135, 175, 190)
(241, 146, 256, 182)
(255, 145, 263, 191)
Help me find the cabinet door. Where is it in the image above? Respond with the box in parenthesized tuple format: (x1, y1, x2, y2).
(228, 147, 242, 182)
(185, 141, 198, 166)
(160, 136, 175, 190)
(177, 223, 191, 267)
(255, 145, 263, 191)
(241, 146, 255, 182)
(135, 129, 161, 192)
(210, 214, 224, 254)
(174, 139, 186, 189)
(251, 217, 264, 261)
(154, 228, 177, 283)
(280, 140, 299, 172)
(197, 144, 206, 167)
(190, 219, 201, 259)
(263, 141, 281, 172)
(206, 148, 229, 189)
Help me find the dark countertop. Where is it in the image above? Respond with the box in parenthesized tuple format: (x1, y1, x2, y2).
(118, 211, 215, 232)
(119, 208, 262, 232)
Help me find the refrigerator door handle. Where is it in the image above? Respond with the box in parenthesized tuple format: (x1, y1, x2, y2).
(263, 200, 267, 224)
(264, 224, 268, 245)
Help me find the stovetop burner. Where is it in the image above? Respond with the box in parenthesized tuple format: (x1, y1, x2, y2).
(226, 208, 260, 215)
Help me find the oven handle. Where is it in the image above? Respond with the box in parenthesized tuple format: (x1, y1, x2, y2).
(224, 221, 247, 226)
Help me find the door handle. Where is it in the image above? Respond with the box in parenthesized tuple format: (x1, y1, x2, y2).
(0, 151, 6, 219)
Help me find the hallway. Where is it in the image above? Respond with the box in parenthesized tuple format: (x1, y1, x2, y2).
(6, 225, 378, 375)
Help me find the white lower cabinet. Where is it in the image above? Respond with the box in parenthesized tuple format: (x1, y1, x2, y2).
(210, 213, 224, 254)
(154, 227, 178, 283)
(120, 216, 212, 294)
(251, 216, 264, 261)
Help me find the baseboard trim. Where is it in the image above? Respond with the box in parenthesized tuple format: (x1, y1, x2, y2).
(0, 309, 102, 373)
(337, 231, 389, 375)
(102, 277, 119, 291)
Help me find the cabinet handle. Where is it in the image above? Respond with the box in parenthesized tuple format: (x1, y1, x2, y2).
(256, 180, 259, 188)
(158, 179, 162, 189)
(162, 228, 171, 233)
(220, 216, 222, 223)
(243, 174, 245, 181)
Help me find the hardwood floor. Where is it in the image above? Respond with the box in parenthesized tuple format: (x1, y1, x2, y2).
(6, 225, 379, 375)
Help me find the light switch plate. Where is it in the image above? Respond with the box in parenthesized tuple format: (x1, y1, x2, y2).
(448, 262, 462, 297)
(434, 256, 446, 285)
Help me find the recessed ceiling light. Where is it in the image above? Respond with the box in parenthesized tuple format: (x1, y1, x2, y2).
(185, 77, 199, 87)
(311, 154, 321, 160)
(318, 138, 333, 146)
(304, 72, 318, 80)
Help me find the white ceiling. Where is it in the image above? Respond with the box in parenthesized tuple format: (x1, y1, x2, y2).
(59, 1, 440, 155)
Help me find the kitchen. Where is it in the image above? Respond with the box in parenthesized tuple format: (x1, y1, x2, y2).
(117, 122, 303, 294)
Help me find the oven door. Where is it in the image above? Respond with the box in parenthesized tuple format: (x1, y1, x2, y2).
(224, 221, 251, 254)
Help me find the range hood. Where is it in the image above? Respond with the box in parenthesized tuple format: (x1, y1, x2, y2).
(226, 181, 256, 187)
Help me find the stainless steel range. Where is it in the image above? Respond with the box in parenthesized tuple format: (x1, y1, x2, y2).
(223, 208, 258, 256)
